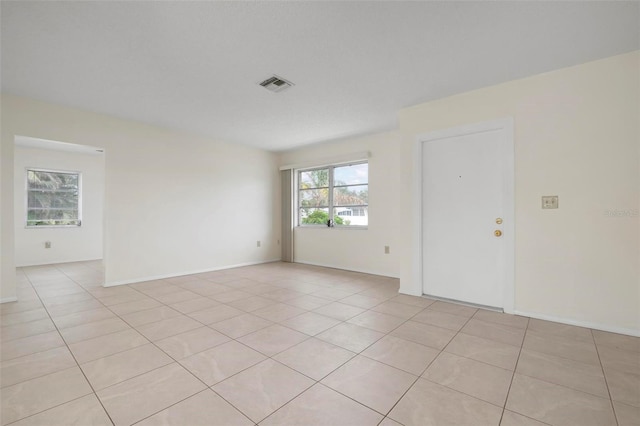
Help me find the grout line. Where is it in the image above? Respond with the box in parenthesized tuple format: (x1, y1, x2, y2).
(136, 277, 398, 423)
(15, 261, 624, 426)
(0, 321, 60, 344)
(0, 332, 67, 363)
(260, 295, 429, 421)
(3, 393, 102, 426)
(501, 410, 554, 426)
(381, 309, 478, 420)
(591, 328, 620, 426)
(15, 268, 117, 426)
(93, 271, 345, 425)
(91, 296, 239, 425)
(498, 315, 530, 424)
(126, 389, 221, 426)
(520, 331, 612, 365)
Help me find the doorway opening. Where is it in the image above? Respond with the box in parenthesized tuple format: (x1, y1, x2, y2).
(13, 136, 106, 287)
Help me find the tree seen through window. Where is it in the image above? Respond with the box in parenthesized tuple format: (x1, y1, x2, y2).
(298, 162, 368, 226)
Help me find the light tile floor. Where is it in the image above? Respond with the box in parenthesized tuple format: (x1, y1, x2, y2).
(1, 261, 639, 426)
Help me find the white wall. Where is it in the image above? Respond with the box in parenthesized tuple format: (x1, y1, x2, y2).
(1, 104, 16, 302)
(1, 94, 281, 297)
(398, 52, 639, 334)
(279, 131, 402, 278)
(13, 146, 105, 266)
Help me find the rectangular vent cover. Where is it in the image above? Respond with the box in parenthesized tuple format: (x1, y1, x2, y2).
(259, 75, 294, 93)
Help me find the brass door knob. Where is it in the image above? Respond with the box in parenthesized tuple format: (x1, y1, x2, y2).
(494, 230, 502, 237)
(496, 218, 503, 224)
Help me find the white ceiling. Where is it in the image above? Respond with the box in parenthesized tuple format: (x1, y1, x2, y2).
(2, 1, 638, 151)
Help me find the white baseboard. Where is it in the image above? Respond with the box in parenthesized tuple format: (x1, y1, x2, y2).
(104, 259, 282, 287)
(513, 309, 640, 337)
(293, 260, 399, 279)
(0, 297, 18, 304)
(397, 291, 640, 338)
(16, 257, 103, 268)
(398, 288, 421, 297)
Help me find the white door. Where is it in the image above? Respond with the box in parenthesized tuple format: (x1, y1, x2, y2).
(421, 121, 513, 309)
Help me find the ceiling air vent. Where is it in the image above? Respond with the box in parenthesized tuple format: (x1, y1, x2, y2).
(259, 75, 294, 93)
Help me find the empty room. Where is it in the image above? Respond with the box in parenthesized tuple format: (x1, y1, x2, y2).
(0, 1, 638, 426)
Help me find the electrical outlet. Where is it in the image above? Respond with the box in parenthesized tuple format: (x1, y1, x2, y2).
(44, 241, 52, 249)
(542, 196, 559, 209)
(384, 245, 390, 254)
(257, 240, 261, 247)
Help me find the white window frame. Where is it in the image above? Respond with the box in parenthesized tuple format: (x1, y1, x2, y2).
(296, 160, 368, 229)
(25, 168, 82, 228)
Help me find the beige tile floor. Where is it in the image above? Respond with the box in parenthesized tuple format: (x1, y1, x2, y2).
(1, 261, 638, 426)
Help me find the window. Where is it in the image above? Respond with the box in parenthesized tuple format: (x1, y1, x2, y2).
(298, 162, 368, 227)
(26, 169, 81, 227)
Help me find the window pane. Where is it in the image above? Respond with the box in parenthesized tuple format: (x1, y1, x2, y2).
(299, 188, 329, 208)
(334, 163, 368, 186)
(297, 162, 368, 228)
(333, 207, 368, 226)
(27, 207, 79, 226)
(299, 208, 330, 225)
(51, 192, 79, 209)
(334, 184, 368, 206)
(299, 169, 329, 189)
(28, 191, 78, 209)
(28, 171, 78, 191)
(27, 170, 80, 227)
(27, 191, 46, 209)
(28, 208, 78, 220)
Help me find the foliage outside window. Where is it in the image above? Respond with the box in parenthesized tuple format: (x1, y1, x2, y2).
(26, 169, 81, 227)
(298, 162, 368, 227)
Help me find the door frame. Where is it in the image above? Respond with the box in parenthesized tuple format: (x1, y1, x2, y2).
(411, 117, 515, 313)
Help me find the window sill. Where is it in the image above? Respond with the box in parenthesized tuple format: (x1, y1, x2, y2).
(296, 226, 368, 230)
(25, 225, 82, 229)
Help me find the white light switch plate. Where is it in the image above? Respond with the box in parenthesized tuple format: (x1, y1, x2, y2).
(542, 196, 559, 209)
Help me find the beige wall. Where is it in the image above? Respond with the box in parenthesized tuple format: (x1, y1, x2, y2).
(1, 94, 281, 298)
(279, 131, 402, 278)
(398, 51, 639, 334)
(279, 51, 639, 334)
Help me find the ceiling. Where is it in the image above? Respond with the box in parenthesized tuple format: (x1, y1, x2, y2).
(2, 1, 638, 151)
